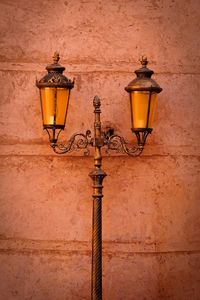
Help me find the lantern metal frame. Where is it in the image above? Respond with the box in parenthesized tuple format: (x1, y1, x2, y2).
(36, 53, 162, 300)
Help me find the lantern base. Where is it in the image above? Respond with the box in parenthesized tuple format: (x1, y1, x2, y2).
(44, 127, 63, 145)
(131, 128, 152, 147)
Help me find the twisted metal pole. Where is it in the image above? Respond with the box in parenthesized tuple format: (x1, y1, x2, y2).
(89, 96, 107, 300)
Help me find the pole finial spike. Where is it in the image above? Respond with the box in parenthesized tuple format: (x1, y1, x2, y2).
(93, 95, 101, 107)
(139, 55, 148, 67)
(53, 51, 60, 64)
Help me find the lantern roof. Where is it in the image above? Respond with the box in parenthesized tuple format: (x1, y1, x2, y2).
(125, 56, 162, 93)
(36, 52, 74, 89)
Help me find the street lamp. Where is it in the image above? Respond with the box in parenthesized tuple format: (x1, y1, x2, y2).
(36, 52, 162, 300)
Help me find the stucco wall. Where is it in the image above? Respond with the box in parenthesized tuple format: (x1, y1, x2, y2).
(0, 0, 200, 299)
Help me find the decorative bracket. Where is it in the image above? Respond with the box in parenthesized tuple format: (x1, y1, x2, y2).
(105, 132, 143, 156)
(51, 130, 92, 155)
(50, 128, 143, 157)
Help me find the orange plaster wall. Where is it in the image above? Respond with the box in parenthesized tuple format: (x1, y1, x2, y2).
(0, 0, 200, 299)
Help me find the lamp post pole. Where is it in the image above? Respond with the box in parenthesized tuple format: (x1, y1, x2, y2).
(89, 96, 106, 300)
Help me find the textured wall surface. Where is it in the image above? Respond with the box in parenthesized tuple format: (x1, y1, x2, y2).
(0, 0, 200, 299)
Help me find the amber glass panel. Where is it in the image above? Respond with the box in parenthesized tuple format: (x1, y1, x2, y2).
(148, 93, 157, 128)
(40, 88, 70, 127)
(56, 88, 70, 126)
(130, 91, 157, 129)
(40, 88, 56, 126)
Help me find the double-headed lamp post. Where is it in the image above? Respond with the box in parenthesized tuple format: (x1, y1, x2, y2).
(36, 52, 162, 300)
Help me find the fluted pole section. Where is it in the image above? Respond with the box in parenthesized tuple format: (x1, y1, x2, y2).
(89, 96, 106, 300)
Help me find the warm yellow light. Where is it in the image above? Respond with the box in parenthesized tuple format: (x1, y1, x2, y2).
(40, 87, 70, 127)
(56, 88, 70, 125)
(130, 91, 157, 129)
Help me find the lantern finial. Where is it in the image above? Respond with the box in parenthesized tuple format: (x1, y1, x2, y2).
(139, 55, 148, 68)
(53, 51, 60, 64)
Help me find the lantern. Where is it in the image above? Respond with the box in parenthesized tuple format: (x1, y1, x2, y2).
(36, 52, 74, 143)
(125, 56, 162, 146)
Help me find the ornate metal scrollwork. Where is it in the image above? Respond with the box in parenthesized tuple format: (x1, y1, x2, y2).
(51, 130, 92, 155)
(49, 129, 143, 156)
(105, 133, 143, 156)
(48, 73, 62, 83)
